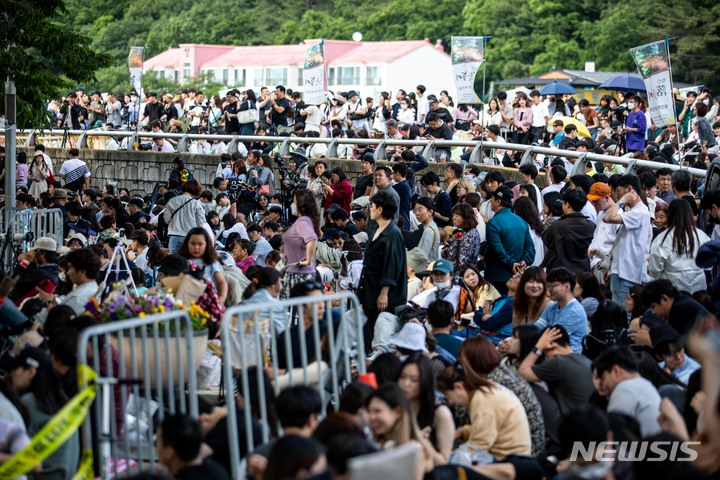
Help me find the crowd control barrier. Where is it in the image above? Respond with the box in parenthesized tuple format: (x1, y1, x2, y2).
(76, 310, 201, 479)
(221, 291, 366, 479)
(1, 207, 63, 270)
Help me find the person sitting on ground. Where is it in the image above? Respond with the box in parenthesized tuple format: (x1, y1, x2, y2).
(533, 267, 588, 353)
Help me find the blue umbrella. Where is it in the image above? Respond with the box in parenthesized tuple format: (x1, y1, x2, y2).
(539, 80, 577, 95)
(598, 74, 646, 92)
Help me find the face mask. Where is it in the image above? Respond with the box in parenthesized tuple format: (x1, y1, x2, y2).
(58, 272, 66, 282)
(703, 99, 710, 105)
(291, 203, 298, 216)
(627, 102, 635, 110)
(435, 279, 451, 290)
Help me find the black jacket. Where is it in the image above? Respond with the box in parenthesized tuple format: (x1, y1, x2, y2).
(358, 223, 408, 313)
(542, 212, 595, 273)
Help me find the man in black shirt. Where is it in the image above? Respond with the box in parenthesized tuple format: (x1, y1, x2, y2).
(223, 89, 240, 134)
(354, 154, 375, 198)
(268, 85, 292, 134)
(428, 96, 453, 123)
(141, 92, 164, 126)
(156, 414, 230, 480)
(424, 112, 454, 161)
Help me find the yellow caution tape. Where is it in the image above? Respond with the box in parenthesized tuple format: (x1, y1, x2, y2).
(71, 449, 95, 480)
(0, 365, 97, 479)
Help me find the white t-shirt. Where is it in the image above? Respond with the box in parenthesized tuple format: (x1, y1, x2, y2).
(417, 97, 430, 122)
(608, 201, 652, 284)
(153, 141, 175, 153)
(531, 102, 549, 128)
(411, 285, 461, 312)
(303, 105, 323, 131)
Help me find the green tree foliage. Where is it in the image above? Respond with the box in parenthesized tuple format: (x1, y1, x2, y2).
(53, 0, 719, 96)
(0, 0, 112, 126)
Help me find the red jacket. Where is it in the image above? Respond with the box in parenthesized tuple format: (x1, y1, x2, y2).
(325, 179, 353, 213)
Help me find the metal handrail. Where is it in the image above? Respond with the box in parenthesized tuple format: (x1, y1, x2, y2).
(3, 128, 707, 178)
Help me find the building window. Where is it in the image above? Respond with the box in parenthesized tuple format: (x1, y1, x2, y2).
(183, 63, 191, 80)
(366, 66, 381, 86)
(265, 67, 287, 87)
(222, 69, 229, 85)
(174, 70, 179, 83)
(206, 70, 215, 81)
(234, 69, 246, 86)
(328, 67, 335, 86)
(337, 66, 359, 86)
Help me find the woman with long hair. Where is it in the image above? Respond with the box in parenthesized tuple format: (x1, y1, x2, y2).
(239, 89, 258, 136)
(518, 184, 539, 210)
(512, 267, 551, 326)
(396, 353, 455, 463)
(207, 95, 224, 131)
(177, 227, 228, 305)
(574, 271, 605, 319)
(437, 336, 532, 459)
(649, 199, 710, 293)
(281, 189, 321, 298)
(365, 383, 436, 473)
(498, 324, 543, 372)
(512, 197, 545, 267)
(443, 203, 480, 272)
(10, 348, 79, 478)
(481, 98, 502, 127)
(28, 151, 49, 197)
(512, 94, 533, 145)
(254, 154, 275, 196)
(459, 264, 500, 313)
(323, 166, 353, 214)
(455, 178, 475, 205)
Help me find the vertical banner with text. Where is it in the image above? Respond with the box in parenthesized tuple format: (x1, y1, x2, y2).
(303, 41, 327, 105)
(630, 40, 676, 127)
(451, 37, 484, 104)
(128, 47, 145, 96)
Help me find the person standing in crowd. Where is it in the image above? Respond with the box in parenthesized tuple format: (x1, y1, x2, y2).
(603, 174, 652, 307)
(59, 148, 91, 193)
(281, 189, 321, 298)
(358, 191, 407, 346)
(484, 186, 535, 295)
(419, 172, 452, 229)
(541, 189, 595, 273)
(163, 180, 206, 254)
(623, 95, 647, 152)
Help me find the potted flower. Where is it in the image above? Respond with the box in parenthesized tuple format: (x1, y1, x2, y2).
(85, 289, 210, 385)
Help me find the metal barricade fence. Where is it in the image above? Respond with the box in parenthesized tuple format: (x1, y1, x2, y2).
(0, 207, 64, 245)
(76, 311, 200, 479)
(221, 291, 366, 480)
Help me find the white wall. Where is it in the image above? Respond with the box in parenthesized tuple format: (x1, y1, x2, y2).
(386, 45, 455, 102)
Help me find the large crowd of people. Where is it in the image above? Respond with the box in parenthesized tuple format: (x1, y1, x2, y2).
(1, 82, 720, 480)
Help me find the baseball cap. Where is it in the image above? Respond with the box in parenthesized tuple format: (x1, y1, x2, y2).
(406, 248, 429, 274)
(587, 182, 612, 201)
(30, 236, 58, 252)
(491, 185, 514, 207)
(418, 258, 454, 276)
(52, 188, 68, 199)
(320, 228, 339, 242)
(391, 322, 428, 354)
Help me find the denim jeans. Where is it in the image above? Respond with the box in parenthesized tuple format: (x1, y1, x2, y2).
(168, 235, 185, 254)
(610, 274, 637, 311)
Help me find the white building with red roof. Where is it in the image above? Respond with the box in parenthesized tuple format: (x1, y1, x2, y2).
(144, 39, 455, 100)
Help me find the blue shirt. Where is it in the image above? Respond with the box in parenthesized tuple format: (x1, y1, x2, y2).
(660, 355, 701, 385)
(534, 298, 588, 353)
(626, 110, 647, 151)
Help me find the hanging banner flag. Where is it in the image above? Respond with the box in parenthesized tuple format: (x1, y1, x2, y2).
(128, 46, 145, 96)
(303, 41, 327, 105)
(630, 40, 676, 127)
(451, 37, 484, 104)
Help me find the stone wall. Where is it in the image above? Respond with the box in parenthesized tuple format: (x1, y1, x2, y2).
(22, 147, 541, 195)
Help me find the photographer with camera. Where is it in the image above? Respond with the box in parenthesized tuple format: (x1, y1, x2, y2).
(88, 90, 106, 126)
(8, 237, 59, 307)
(283, 149, 309, 195)
(62, 92, 85, 129)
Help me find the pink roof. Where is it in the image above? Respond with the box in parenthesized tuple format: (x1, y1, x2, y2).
(330, 40, 435, 64)
(203, 44, 308, 67)
(144, 47, 184, 68)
